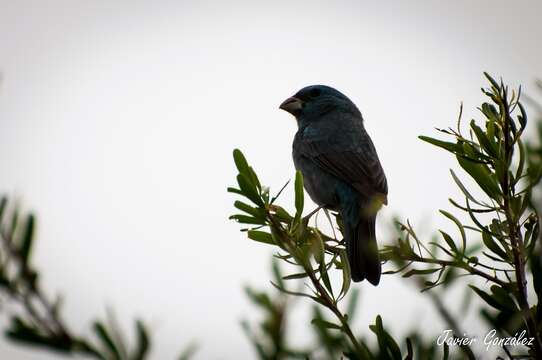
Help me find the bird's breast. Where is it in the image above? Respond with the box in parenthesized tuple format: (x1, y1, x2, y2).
(292, 151, 340, 210)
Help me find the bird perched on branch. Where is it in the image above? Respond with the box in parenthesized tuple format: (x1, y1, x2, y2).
(279, 85, 388, 285)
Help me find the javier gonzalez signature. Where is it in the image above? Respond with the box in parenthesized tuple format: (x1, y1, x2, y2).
(436, 329, 535, 351)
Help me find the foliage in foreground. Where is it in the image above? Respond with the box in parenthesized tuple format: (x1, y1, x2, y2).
(0, 197, 153, 359)
(230, 74, 542, 359)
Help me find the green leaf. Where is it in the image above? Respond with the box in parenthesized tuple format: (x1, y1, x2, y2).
(75, 341, 105, 359)
(247, 230, 275, 245)
(132, 320, 150, 360)
(0, 197, 7, 221)
(483, 72, 500, 91)
(282, 272, 309, 280)
(233, 201, 264, 219)
(457, 155, 501, 201)
(370, 315, 402, 360)
(226, 187, 244, 196)
(236, 174, 263, 206)
(490, 285, 517, 312)
(178, 342, 198, 360)
(319, 261, 333, 296)
(428, 241, 455, 258)
(384, 334, 402, 360)
(489, 219, 504, 238)
(233, 149, 251, 178)
(229, 214, 264, 225)
(6, 318, 73, 352)
(471, 120, 497, 157)
(19, 214, 35, 268)
(311, 230, 325, 263)
(339, 249, 351, 301)
(294, 171, 304, 222)
(402, 268, 440, 278)
(231, 149, 263, 205)
(271, 258, 284, 289)
(469, 285, 505, 312)
(405, 338, 413, 360)
(270, 281, 321, 303)
(9, 208, 19, 238)
(517, 101, 527, 132)
(481, 231, 508, 262)
(311, 318, 342, 330)
(248, 166, 262, 193)
(245, 287, 273, 310)
(449, 170, 482, 206)
(439, 210, 466, 253)
(441, 267, 457, 288)
(272, 206, 293, 223)
(270, 226, 287, 250)
(93, 322, 121, 359)
(439, 230, 457, 254)
(514, 138, 526, 185)
(481, 103, 499, 122)
(419, 136, 461, 154)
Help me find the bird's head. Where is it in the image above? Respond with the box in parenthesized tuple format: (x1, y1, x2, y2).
(279, 85, 360, 123)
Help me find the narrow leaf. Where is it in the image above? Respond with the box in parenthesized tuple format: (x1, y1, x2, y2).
(402, 268, 440, 278)
(19, 214, 35, 267)
(93, 322, 121, 359)
(233, 149, 251, 178)
(294, 171, 304, 221)
(311, 318, 342, 330)
(247, 230, 275, 245)
(132, 320, 150, 360)
(469, 285, 505, 311)
(440, 210, 466, 253)
(419, 136, 461, 154)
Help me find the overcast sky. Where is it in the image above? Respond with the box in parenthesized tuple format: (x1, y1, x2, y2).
(1, 1, 542, 359)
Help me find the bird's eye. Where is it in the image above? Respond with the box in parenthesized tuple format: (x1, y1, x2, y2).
(309, 88, 321, 98)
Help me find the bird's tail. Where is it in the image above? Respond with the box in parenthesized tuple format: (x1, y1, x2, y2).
(344, 215, 381, 285)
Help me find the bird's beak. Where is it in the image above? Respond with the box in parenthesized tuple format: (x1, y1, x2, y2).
(279, 96, 303, 115)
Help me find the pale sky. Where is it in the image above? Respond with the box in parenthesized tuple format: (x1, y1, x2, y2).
(1, 1, 542, 359)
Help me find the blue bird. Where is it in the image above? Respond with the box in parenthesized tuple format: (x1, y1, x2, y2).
(279, 85, 388, 285)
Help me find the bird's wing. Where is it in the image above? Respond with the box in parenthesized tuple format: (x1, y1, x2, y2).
(300, 137, 388, 204)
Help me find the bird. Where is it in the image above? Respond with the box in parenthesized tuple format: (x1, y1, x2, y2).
(279, 85, 388, 285)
